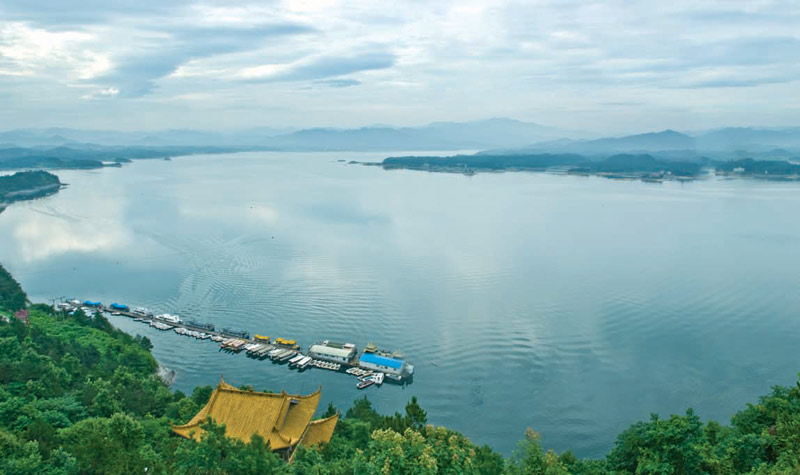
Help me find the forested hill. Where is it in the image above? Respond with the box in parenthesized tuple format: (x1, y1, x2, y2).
(380, 152, 800, 181)
(0, 170, 62, 212)
(0, 145, 240, 170)
(2, 264, 800, 473)
(380, 153, 707, 180)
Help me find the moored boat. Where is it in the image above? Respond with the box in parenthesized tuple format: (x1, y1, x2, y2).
(357, 379, 375, 390)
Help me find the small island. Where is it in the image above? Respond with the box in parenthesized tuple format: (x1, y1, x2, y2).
(0, 170, 62, 213)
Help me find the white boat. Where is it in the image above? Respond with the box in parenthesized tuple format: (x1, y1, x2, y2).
(289, 354, 305, 365)
(156, 313, 181, 324)
(297, 356, 312, 369)
(370, 372, 384, 385)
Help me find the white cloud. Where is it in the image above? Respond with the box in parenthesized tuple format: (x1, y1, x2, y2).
(0, 0, 798, 132)
(0, 21, 111, 80)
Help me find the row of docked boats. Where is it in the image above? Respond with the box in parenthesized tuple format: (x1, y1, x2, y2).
(310, 360, 341, 371)
(346, 367, 385, 389)
(174, 327, 211, 339)
(77, 298, 415, 386)
(288, 354, 313, 369)
(149, 321, 172, 330)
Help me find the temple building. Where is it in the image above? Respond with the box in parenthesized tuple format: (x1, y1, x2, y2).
(172, 378, 338, 460)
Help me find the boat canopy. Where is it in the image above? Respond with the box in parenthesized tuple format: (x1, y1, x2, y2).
(359, 352, 403, 369)
(110, 303, 129, 310)
(83, 300, 102, 307)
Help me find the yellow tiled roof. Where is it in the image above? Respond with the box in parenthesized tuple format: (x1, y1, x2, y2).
(171, 379, 328, 451)
(299, 413, 339, 448)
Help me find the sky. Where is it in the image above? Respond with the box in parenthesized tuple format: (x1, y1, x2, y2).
(0, 0, 799, 134)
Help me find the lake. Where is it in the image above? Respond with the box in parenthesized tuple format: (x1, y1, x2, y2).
(1, 151, 799, 457)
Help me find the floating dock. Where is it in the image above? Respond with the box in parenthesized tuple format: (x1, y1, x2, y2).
(57, 300, 415, 388)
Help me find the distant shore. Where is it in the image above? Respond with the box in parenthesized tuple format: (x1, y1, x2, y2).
(358, 153, 800, 183)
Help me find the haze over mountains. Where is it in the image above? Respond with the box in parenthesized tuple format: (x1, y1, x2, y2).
(0, 119, 562, 151)
(1, 119, 799, 164)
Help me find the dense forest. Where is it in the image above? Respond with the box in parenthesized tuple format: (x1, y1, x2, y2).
(0, 145, 239, 170)
(0, 171, 62, 212)
(382, 153, 800, 181)
(382, 153, 588, 171)
(2, 265, 800, 473)
(381, 153, 706, 179)
(716, 158, 800, 178)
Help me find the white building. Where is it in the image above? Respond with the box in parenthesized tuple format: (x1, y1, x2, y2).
(308, 341, 357, 363)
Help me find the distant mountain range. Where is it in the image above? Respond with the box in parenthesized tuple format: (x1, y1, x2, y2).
(1, 121, 799, 163)
(0, 119, 564, 151)
(485, 128, 800, 163)
(0, 127, 293, 148)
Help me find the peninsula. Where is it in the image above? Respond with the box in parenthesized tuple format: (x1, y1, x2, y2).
(378, 153, 707, 181)
(0, 170, 62, 213)
(376, 152, 800, 182)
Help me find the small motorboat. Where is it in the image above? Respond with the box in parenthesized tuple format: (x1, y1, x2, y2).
(370, 372, 384, 385)
(357, 379, 375, 390)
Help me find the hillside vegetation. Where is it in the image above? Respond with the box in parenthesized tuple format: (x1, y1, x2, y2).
(0, 171, 61, 200)
(2, 264, 800, 473)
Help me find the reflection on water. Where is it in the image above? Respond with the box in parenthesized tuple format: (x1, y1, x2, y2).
(1, 151, 800, 457)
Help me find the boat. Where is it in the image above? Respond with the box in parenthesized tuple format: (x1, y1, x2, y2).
(254, 334, 270, 342)
(363, 342, 378, 353)
(370, 372, 384, 385)
(288, 354, 305, 365)
(357, 379, 375, 390)
(156, 313, 181, 324)
(296, 356, 312, 369)
(275, 337, 299, 349)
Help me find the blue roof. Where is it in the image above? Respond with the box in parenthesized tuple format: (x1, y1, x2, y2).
(84, 300, 101, 306)
(359, 352, 403, 369)
(110, 303, 128, 309)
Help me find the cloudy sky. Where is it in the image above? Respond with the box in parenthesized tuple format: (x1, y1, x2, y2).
(0, 0, 799, 134)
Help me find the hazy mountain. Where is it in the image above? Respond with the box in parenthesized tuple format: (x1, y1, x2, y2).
(695, 127, 800, 151)
(0, 127, 294, 148)
(0, 119, 565, 151)
(2, 123, 800, 158)
(485, 128, 800, 162)
(488, 130, 696, 156)
(264, 119, 564, 151)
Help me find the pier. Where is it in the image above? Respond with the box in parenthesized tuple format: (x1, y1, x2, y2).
(57, 300, 414, 388)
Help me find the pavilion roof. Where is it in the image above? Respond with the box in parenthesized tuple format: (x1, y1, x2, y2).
(172, 378, 337, 451)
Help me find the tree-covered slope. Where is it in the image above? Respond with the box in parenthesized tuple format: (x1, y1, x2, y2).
(2, 265, 800, 473)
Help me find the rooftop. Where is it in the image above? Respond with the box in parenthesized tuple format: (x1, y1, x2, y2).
(171, 378, 338, 452)
(359, 352, 403, 369)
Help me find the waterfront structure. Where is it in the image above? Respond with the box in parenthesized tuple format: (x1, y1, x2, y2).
(172, 378, 338, 459)
(308, 340, 357, 363)
(358, 352, 414, 380)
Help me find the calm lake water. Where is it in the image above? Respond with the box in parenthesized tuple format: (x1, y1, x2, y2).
(2, 151, 800, 457)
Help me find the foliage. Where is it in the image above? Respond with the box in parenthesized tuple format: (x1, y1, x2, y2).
(716, 158, 800, 176)
(0, 264, 27, 311)
(0, 170, 61, 200)
(4, 266, 800, 473)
